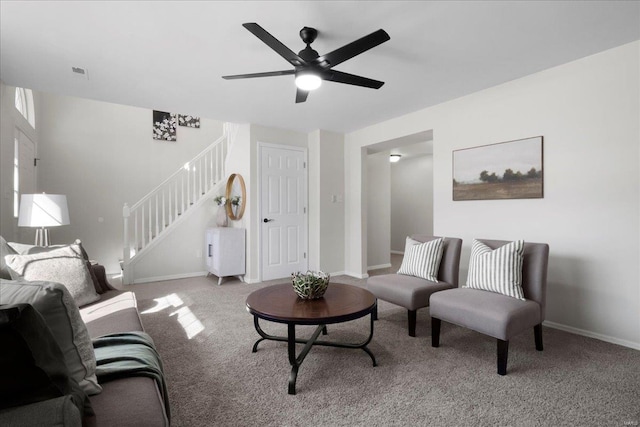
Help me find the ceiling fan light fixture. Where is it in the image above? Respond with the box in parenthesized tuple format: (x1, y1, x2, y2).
(295, 72, 322, 91)
(223, 23, 390, 102)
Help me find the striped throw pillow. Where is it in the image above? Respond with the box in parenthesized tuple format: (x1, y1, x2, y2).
(465, 239, 525, 300)
(402, 236, 421, 255)
(397, 238, 444, 282)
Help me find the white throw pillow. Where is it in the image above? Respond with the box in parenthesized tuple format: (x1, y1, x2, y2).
(465, 239, 525, 300)
(5, 243, 100, 307)
(397, 237, 444, 282)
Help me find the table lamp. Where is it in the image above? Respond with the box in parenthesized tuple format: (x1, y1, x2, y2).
(18, 193, 70, 246)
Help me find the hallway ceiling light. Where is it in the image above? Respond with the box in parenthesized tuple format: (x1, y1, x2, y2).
(389, 154, 402, 163)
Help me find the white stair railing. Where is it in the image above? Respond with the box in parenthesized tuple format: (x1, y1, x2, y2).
(122, 126, 233, 283)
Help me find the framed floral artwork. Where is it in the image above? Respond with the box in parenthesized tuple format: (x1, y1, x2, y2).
(153, 111, 177, 141)
(178, 114, 200, 128)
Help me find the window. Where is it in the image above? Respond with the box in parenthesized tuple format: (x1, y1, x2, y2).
(13, 88, 36, 218)
(14, 87, 35, 128)
(13, 138, 19, 218)
(15, 89, 24, 114)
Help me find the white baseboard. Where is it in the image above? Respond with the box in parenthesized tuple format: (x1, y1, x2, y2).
(368, 263, 391, 271)
(344, 271, 369, 279)
(132, 271, 209, 285)
(243, 273, 349, 284)
(543, 320, 640, 351)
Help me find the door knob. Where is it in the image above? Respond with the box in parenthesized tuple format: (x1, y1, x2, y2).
(263, 218, 274, 223)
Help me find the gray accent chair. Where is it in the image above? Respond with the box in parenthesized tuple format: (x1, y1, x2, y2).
(367, 235, 462, 337)
(430, 239, 549, 375)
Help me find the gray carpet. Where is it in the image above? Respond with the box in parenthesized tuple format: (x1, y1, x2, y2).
(126, 264, 640, 426)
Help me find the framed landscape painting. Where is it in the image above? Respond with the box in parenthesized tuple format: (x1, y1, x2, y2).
(453, 136, 543, 201)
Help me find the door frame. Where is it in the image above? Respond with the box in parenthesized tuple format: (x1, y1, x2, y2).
(257, 141, 308, 282)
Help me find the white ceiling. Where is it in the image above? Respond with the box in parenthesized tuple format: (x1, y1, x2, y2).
(1, 1, 638, 134)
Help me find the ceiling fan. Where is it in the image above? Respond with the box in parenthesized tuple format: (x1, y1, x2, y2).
(222, 23, 390, 103)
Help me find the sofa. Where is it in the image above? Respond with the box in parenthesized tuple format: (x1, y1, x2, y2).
(0, 237, 169, 426)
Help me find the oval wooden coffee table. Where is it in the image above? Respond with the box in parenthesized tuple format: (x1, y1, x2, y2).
(246, 282, 377, 394)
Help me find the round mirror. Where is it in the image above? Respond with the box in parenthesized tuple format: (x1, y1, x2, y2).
(225, 173, 246, 220)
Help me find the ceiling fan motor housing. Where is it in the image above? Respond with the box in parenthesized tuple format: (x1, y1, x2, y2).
(299, 27, 318, 45)
(298, 27, 320, 61)
(298, 47, 320, 61)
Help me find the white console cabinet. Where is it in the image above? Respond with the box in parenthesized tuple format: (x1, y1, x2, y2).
(205, 228, 245, 285)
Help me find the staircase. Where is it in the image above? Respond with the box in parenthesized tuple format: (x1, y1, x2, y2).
(121, 123, 238, 284)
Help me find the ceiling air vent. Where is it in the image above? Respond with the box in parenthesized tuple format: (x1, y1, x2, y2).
(71, 66, 89, 80)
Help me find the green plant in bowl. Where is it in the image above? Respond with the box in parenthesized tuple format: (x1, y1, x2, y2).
(291, 271, 330, 299)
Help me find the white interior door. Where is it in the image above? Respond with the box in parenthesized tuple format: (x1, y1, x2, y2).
(260, 144, 307, 281)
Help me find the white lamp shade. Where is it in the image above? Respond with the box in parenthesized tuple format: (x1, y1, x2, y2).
(18, 194, 70, 227)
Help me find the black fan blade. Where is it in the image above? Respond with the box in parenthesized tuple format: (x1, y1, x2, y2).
(324, 70, 384, 89)
(243, 23, 307, 67)
(222, 70, 295, 80)
(295, 88, 309, 103)
(314, 29, 389, 69)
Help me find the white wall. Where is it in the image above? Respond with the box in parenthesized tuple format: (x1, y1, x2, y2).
(309, 130, 346, 275)
(35, 91, 224, 273)
(309, 130, 322, 271)
(6, 90, 343, 284)
(344, 142, 365, 278)
(130, 198, 219, 282)
(318, 131, 345, 275)
(366, 151, 391, 269)
(346, 41, 640, 349)
(220, 123, 258, 282)
(390, 155, 433, 252)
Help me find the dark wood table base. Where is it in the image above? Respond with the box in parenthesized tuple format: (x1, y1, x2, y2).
(252, 314, 377, 394)
(246, 283, 378, 395)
